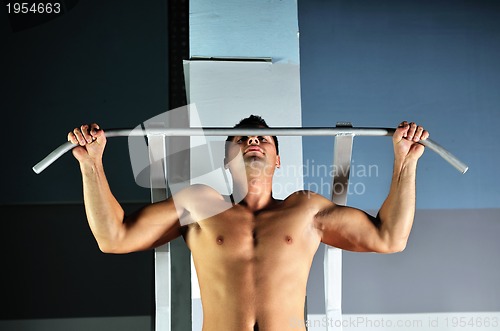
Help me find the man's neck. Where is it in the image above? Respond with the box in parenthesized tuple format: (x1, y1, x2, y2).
(240, 192, 275, 212)
(233, 178, 275, 212)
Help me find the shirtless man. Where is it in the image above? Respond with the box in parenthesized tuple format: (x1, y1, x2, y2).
(68, 115, 429, 331)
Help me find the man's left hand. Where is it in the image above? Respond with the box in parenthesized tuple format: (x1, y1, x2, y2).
(393, 121, 430, 161)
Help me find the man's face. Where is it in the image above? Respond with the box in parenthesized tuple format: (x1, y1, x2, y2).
(225, 135, 281, 176)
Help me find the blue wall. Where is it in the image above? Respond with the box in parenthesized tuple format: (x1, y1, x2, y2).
(299, 0, 500, 316)
(299, 0, 500, 210)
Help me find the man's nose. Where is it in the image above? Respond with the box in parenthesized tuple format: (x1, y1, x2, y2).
(247, 136, 260, 145)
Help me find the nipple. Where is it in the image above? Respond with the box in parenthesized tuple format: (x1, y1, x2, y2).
(216, 235, 224, 245)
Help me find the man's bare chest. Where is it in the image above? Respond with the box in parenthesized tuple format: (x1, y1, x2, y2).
(183, 205, 320, 259)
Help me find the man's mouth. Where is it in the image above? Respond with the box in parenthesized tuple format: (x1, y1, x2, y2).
(244, 147, 264, 155)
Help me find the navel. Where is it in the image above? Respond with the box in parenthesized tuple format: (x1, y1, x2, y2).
(285, 235, 293, 244)
(216, 235, 224, 245)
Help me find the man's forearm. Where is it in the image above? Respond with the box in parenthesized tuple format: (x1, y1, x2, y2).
(80, 162, 125, 251)
(377, 158, 418, 251)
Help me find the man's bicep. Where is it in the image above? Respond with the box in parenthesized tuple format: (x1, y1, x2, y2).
(120, 198, 183, 252)
(318, 204, 384, 252)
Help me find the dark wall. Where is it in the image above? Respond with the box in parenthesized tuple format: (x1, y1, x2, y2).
(1, 0, 168, 204)
(1, 203, 153, 320)
(1, 0, 169, 323)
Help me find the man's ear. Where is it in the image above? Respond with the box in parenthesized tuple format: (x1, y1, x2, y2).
(275, 155, 281, 168)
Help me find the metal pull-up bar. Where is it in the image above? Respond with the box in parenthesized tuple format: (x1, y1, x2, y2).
(32, 127, 469, 175)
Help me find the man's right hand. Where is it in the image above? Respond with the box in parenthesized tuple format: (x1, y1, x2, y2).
(67, 123, 106, 166)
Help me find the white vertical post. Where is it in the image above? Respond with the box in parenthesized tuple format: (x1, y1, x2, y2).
(149, 134, 171, 331)
(325, 122, 354, 331)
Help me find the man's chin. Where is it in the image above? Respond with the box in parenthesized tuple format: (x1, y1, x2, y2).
(244, 157, 276, 175)
(244, 155, 265, 163)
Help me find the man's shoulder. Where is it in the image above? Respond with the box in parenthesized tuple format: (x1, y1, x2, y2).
(175, 184, 233, 224)
(176, 183, 221, 196)
(277, 191, 334, 221)
(173, 184, 227, 205)
(283, 190, 329, 205)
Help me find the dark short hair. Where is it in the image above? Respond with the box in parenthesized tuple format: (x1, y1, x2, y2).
(226, 115, 279, 154)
